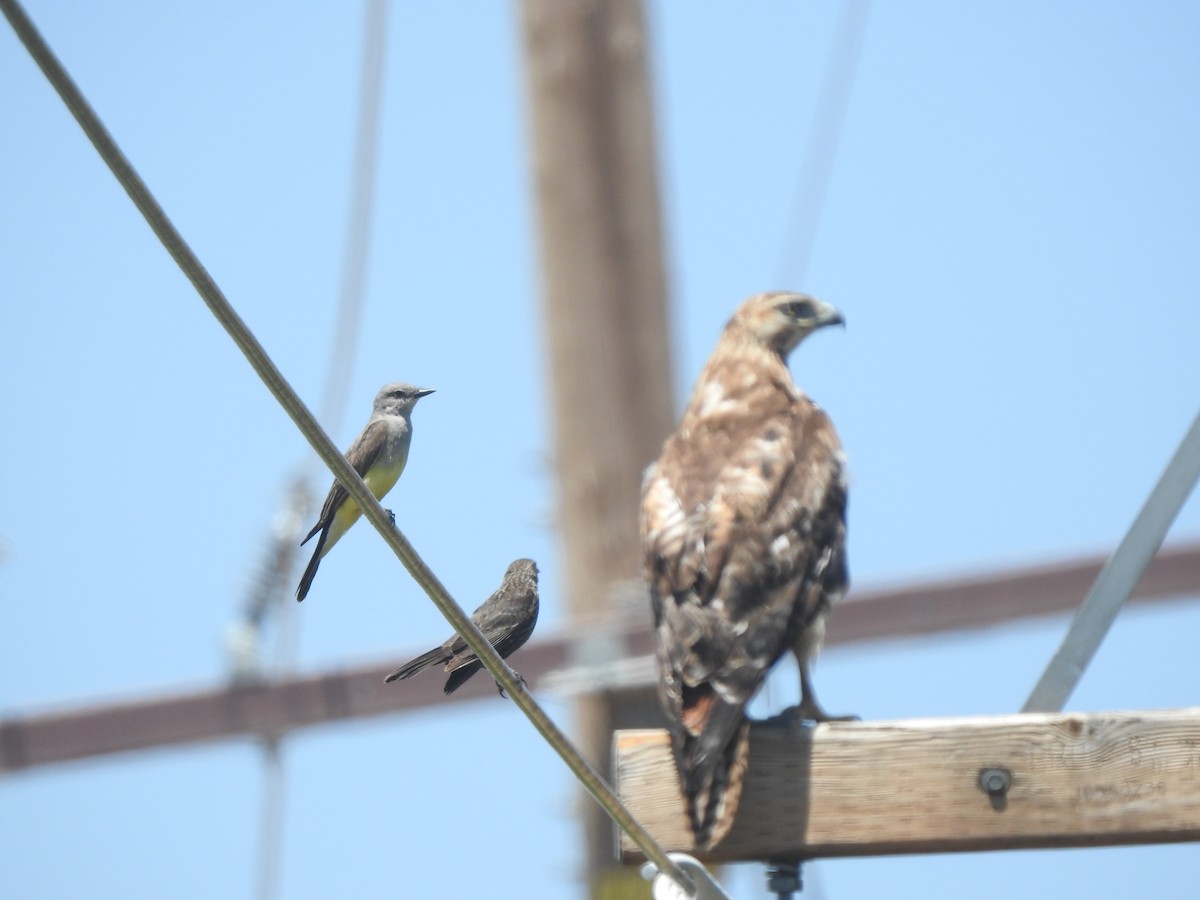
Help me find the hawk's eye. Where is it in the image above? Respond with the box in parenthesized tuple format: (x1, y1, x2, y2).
(783, 299, 816, 320)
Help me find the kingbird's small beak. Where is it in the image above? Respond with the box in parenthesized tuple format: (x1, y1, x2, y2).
(417, 388, 435, 398)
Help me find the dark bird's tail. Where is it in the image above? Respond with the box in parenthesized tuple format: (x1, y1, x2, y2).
(384, 647, 449, 683)
(442, 659, 485, 694)
(295, 528, 327, 602)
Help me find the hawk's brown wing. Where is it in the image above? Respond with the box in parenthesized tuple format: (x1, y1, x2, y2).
(642, 398, 847, 845)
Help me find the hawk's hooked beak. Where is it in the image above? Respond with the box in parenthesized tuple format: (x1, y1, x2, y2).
(813, 301, 845, 331)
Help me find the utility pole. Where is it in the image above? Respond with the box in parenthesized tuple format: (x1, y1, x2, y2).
(518, 0, 674, 894)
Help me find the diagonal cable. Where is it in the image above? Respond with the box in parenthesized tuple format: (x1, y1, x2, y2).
(774, 0, 871, 289)
(320, 0, 389, 433)
(252, 6, 390, 897)
(1023, 410, 1200, 712)
(0, 0, 692, 890)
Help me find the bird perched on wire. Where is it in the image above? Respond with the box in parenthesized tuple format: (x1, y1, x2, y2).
(641, 291, 851, 849)
(296, 382, 434, 602)
(385, 558, 540, 694)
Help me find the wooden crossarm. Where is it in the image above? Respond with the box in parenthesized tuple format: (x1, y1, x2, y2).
(615, 707, 1200, 862)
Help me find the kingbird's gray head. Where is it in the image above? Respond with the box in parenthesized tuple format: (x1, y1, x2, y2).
(506, 558, 539, 585)
(373, 382, 434, 417)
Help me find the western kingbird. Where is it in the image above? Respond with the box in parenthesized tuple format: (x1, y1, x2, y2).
(296, 381, 433, 601)
(384, 558, 540, 694)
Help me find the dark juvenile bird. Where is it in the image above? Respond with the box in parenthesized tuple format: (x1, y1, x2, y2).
(640, 291, 851, 848)
(296, 382, 433, 602)
(385, 558, 540, 694)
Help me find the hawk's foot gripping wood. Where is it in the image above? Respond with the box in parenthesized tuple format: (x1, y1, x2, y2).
(787, 666, 858, 723)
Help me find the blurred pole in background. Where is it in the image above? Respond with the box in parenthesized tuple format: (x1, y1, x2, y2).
(519, 0, 676, 894)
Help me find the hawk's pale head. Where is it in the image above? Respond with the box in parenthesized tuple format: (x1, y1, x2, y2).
(729, 291, 845, 357)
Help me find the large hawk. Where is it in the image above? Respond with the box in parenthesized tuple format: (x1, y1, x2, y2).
(641, 291, 850, 848)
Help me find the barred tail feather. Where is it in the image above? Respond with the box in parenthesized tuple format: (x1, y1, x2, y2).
(678, 702, 752, 849)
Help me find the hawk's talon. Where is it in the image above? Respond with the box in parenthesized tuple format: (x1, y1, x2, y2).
(774, 701, 858, 725)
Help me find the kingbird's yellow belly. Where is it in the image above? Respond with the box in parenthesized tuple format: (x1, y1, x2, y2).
(322, 453, 407, 557)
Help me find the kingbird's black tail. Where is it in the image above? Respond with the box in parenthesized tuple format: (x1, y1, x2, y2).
(384, 647, 448, 683)
(295, 528, 328, 602)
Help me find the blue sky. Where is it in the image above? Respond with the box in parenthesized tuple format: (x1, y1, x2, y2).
(1, 2, 1197, 898)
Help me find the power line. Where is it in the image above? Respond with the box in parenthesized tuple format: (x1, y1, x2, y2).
(0, 0, 691, 888)
(775, 0, 871, 288)
(321, 0, 390, 434)
(243, 0, 391, 680)
(1024, 410, 1200, 712)
(248, 6, 392, 897)
(254, 736, 287, 900)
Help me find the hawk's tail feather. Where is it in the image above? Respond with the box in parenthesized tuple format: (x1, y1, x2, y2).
(678, 702, 753, 849)
(384, 647, 449, 683)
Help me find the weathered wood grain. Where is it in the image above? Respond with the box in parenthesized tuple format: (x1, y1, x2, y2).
(615, 707, 1200, 862)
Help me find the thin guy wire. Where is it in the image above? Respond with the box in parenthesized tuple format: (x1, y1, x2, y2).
(1023, 410, 1200, 713)
(774, 0, 871, 289)
(0, 2, 693, 890)
(320, 0, 389, 434)
(274, 0, 389, 684)
(255, 736, 286, 900)
(254, 6, 390, 898)
(768, 1, 869, 890)
(246, 0, 391, 879)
